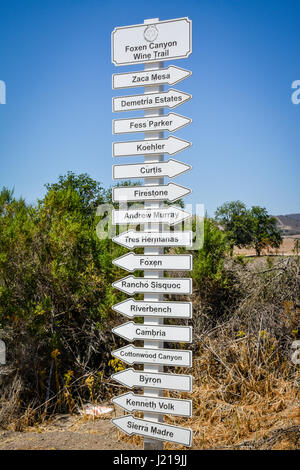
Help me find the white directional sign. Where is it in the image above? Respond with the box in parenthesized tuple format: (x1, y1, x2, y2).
(112, 66, 191, 89)
(112, 321, 192, 343)
(112, 344, 192, 367)
(113, 113, 192, 135)
(112, 298, 192, 319)
(112, 183, 191, 203)
(113, 136, 191, 158)
(111, 368, 193, 392)
(111, 18, 192, 66)
(112, 206, 192, 226)
(113, 159, 191, 180)
(113, 89, 191, 112)
(112, 230, 193, 249)
(112, 275, 192, 295)
(112, 415, 193, 446)
(112, 392, 192, 417)
(113, 252, 193, 272)
(111, 16, 193, 450)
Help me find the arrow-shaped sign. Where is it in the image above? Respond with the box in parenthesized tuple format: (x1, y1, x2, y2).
(113, 136, 191, 157)
(112, 321, 192, 343)
(112, 252, 193, 272)
(112, 230, 193, 249)
(112, 299, 192, 319)
(112, 275, 192, 295)
(113, 113, 192, 135)
(111, 368, 193, 392)
(113, 89, 192, 112)
(112, 392, 192, 417)
(112, 206, 192, 226)
(112, 183, 191, 204)
(112, 66, 191, 89)
(113, 159, 191, 180)
(112, 415, 193, 447)
(112, 344, 192, 367)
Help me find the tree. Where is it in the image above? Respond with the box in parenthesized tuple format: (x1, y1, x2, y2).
(44, 171, 107, 218)
(249, 206, 282, 256)
(0, 174, 126, 414)
(193, 217, 231, 308)
(215, 201, 283, 256)
(215, 201, 253, 254)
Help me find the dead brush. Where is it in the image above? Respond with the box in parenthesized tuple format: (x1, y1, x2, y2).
(117, 257, 300, 449)
(1, 255, 299, 447)
(0, 375, 22, 429)
(179, 335, 299, 449)
(118, 333, 299, 450)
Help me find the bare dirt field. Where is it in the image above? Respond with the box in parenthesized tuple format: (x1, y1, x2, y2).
(0, 413, 134, 450)
(1, 414, 299, 450)
(234, 237, 299, 257)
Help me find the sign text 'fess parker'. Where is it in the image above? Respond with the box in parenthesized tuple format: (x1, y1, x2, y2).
(112, 18, 192, 66)
(113, 113, 191, 135)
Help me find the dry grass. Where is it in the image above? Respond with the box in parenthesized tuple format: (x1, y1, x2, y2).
(234, 237, 299, 257)
(174, 337, 299, 449)
(2, 256, 299, 449)
(117, 256, 300, 450)
(117, 336, 299, 449)
(0, 375, 22, 429)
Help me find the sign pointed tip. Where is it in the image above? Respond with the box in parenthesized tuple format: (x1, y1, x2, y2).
(111, 414, 193, 446)
(111, 414, 134, 434)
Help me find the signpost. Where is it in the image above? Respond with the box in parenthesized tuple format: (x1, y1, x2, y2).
(112, 89, 192, 112)
(113, 159, 191, 180)
(112, 392, 192, 417)
(112, 252, 192, 271)
(112, 230, 193, 248)
(113, 113, 192, 134)
(113, 136, 191, 157)
(112, 275, 192, 295)
(110, 17, 193, 449)
(111, 368, 193, 392)
(113, 66, 191, 89)
(111, 17, 192, 65)
(112, 183, 191, 203)
(112, 345, 192, 367)
(112, 298, 192, 319)
(112, 321, 192, 343)
(112, 205, 192, 225)
(112, 415, 193, 447)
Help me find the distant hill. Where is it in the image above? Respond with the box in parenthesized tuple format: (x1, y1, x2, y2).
(274, 213, 300, 236)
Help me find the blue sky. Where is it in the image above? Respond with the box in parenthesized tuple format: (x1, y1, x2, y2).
(0, 0, 299, 217)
